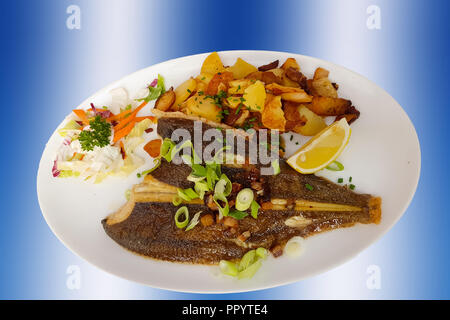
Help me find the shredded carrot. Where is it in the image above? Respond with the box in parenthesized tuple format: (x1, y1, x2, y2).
(113, 120, 136, 143)
(72, 109, 89, 125)
(134, 116, 156, 123)
(114, 101, 148, 131)
(107, 109, 131, 122)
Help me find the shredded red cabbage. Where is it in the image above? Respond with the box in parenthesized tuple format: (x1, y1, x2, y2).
(52, 160, 60, 177)
(90, 103, 112, 119)
(149, 78, 158, 87)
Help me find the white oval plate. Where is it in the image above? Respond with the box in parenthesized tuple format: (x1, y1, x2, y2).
(37, 51, 420, 293)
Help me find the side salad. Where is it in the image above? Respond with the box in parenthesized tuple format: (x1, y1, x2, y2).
(52, 75, 165, 183)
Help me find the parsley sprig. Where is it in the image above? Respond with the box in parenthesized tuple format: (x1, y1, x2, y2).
(79, 116, 111, 151)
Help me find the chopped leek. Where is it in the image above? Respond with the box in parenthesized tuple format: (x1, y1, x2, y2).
(177, 188, 198, 201)
(326, 160, 344, 171)
(250, 200, 260, 219)
(185, 211, 202, 231)
(219, 260, 238, 277)
(271, 159, 280, 175)
(239, 250, 256, 271)
(235, 188, 254, 211)
(256, 247, 267, 259)
(237, 260, 262, 279)
(172, 196, 182, 206)
(174, 206, 189, 229)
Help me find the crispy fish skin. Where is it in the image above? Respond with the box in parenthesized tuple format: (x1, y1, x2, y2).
(102, 202, 368, 264)
(152, 159, 372, 208)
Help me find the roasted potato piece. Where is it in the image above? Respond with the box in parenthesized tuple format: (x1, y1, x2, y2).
(266, 83, 306, 95)
(201, 52, 225, 75)
(313, 67, 329, 80)
(228, 79, 253, 94)
(262, 95, 285, 131)
(227, 58, 257, 79)
(206, 71, 234, 95)
(281, 91, 312, 103)
(196, 73, 214, 86)
(307, 96, 351, 116)
(284, 101, 306, 133)
(243, 80, 266, 112)
(245, 71, 281, 85)
(268, 68, 284, 78)
(282, 73, 301, 88)
(195, 79, 208, 94)
(310, 77, 338, 98)
(261, 71, 282, 85)
(144, 139, 162, 158)
(296, 105, 327, 136)
(155, 87, 176, 111)
(185, 95, 221, 122)
(173, 78, 197, 110)
(226, 96, 243, 109)
(281, 58, 300, 71)
(258, 60, 279, 71)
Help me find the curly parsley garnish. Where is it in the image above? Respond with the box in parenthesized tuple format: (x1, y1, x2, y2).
(79, 115, 111, 151)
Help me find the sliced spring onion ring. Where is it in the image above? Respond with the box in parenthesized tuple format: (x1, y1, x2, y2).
(272, 159, 280, 175)
(177, 188, 198, 201)
(187, 174, 206, 183)
(250, 200, 260, 219)
(326, 160, 344, 171)
(194, 180, 209, 200)
(160, 138, 175, 162)
(172, 196, 182, 206)
(239, 250, 256, 271)
(219, 260, 238, 277)
(235, 188, 254, 211)
(213, 197, 229, 219)
(185, 211, 202, 231)
(256, 247, 267, 259)
(285, 236, 305, 258)
(215, 174, 232, 197)
(174, 206, 189, 229)
(237, 260, 262, 279)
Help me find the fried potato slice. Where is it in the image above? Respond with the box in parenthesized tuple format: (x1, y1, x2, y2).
(228, 79, 253, 94)
(266, 83, 312, 102)
(245, 71, 281, 85)
(313, 67, 329, 80)
(297, 104, 327, 136)
(243, 80, 266, 112)
(307, 96, 351, 116)
(185, 94, 221, 122)
(201, 52, 225, 75)
(281, 58, 300, 71)
(173, 78, 197, 111)
(155, 87, 176, 111)
(310, 77, 338, 98)
(206, 71, 234, 95)
(226, 58, 257, 79)
(281, 91, 313, 103)
(262, 94, 285, 131)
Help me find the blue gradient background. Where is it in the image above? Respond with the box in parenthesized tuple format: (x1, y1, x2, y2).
(0, 0, 447, 299)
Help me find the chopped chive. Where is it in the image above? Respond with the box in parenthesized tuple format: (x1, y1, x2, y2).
(289, 135, 293, 141)
(349, 184, 355, 190)
(235, 105, 242, 115)
(338, 178, 343, 183)
(305, 183, 314, 191)
(349, 176, 353, 182)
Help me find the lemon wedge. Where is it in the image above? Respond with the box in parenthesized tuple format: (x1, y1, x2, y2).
(287, 118, 351, 174)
